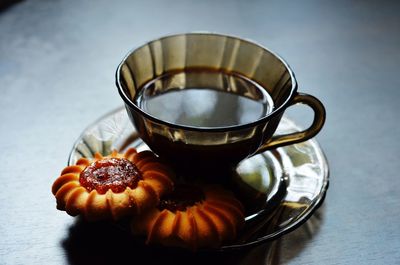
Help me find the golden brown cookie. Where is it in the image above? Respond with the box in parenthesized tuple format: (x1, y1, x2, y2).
(52, 148, 174, 221)
(131, 184, 245, 250)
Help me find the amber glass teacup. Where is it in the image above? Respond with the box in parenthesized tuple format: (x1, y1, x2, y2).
(116, 33, 325, 177)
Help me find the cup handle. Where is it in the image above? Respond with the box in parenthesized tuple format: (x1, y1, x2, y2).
(255, 92, 326, 154)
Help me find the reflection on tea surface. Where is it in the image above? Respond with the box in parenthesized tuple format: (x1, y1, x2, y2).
(134, 69, 274, 128)
(138, 88, 270, 127)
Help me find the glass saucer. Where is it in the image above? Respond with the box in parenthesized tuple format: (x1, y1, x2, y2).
(68, 107, 329, 251)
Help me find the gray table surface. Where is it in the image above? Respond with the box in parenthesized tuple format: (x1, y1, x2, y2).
(1, 0, 399, 264)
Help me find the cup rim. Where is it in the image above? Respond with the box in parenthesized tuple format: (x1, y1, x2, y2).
(116, 32, 298, 132)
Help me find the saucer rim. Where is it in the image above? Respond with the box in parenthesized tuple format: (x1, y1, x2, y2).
(67, 106, 330, 251)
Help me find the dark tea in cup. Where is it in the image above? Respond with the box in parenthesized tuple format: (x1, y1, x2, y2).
(134, 68, 274, 128)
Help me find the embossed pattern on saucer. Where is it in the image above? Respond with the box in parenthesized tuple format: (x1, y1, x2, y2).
(68, 107, 329, 250)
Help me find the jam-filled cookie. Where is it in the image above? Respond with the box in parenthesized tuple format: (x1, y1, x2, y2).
(131, 184, 245, 250)
(52, 148, 174, 221)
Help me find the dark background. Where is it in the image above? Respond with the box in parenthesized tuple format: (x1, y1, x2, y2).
(1, 0, 399, 264)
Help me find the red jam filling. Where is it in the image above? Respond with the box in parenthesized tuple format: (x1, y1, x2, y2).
(158, 184, 205, 212)
(79, 158, 141, 194)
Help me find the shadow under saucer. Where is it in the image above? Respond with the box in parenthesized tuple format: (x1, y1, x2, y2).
(62, 204, 325, 265)
(61, 218, 277, 265)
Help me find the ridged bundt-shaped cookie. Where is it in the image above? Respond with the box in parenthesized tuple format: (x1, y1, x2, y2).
(52, 148, 174, 221)
(131, 184, 245, 250)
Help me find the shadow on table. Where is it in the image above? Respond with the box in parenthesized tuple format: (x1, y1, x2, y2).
(0, 0, 23, 12)
(62, 218, 272, 265)
(62, 206, 325, 265)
